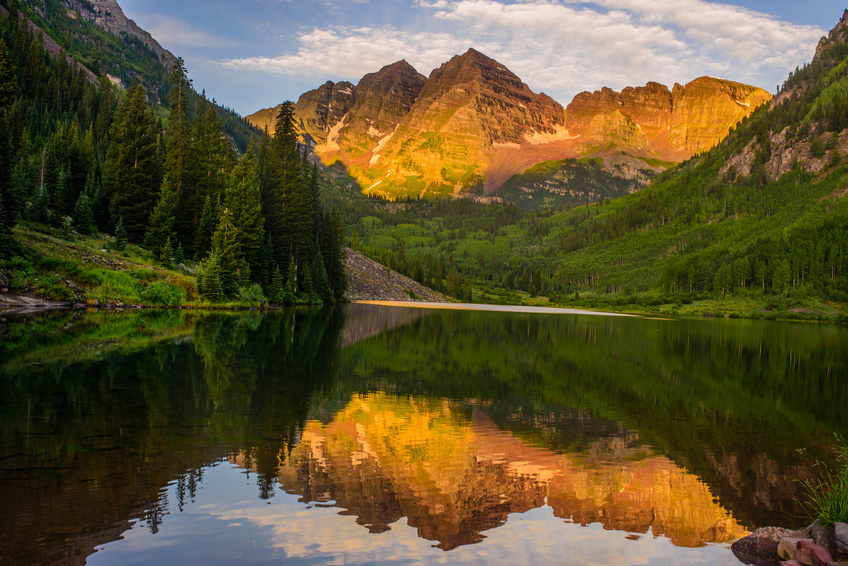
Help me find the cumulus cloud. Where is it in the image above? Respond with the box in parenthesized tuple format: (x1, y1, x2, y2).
(144, 15, 236, 48)
(221, 26, 474, 81)
(220, 0, 826, 103)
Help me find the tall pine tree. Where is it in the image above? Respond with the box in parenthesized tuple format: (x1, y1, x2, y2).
(224, 144, 264, 278)
(102, 84, 162, 240)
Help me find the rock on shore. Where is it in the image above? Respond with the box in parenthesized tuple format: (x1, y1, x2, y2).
(732, 522, 848, 565)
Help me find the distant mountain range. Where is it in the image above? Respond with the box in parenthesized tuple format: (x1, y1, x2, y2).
(248, 50, 770, 202)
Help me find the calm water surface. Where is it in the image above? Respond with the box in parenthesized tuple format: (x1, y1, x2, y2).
(0, 304, 846, 565)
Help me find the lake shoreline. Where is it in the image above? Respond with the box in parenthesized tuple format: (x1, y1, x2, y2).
(354, 300, 637, 317)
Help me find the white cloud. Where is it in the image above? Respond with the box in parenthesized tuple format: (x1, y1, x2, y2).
(143, 15, 237, 48)
(220, 0, 826, 103)
(221, 26, 473, 82)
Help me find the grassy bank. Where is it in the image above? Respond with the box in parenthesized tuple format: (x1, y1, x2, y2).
(0, 224, 275, 309)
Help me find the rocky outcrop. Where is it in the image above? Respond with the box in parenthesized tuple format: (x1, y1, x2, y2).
(246, 61, 425, 154)
(320, 61, 426, 166)
(567, 77, 772, 162)
(344, 248, 448, 302)
(66, 0, 174, 67)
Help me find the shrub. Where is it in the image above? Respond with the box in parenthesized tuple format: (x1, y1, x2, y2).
(140, 281, 186, 306)
(128, 268, 157, 281)
(238, 283, 265, 303)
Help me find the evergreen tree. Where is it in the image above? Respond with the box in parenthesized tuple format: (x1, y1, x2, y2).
(268, 265, 284, 304)
(197, 250, 224, 303)
(102, 84, 161, 240)
(114, 216, 127, 251)
(289, 153, 313, 265)
(175, 242, 185, 265)
(211, 207, 240, 298)
(259, 231, 275, 290)
(224, 145, 264, 276)
(161, 236, 175, 269)
(180, 98, 232, 252)
(265, 101, 300, 270)
(0, 39, 15, 109)
(194, 195, 216, 260)
(0, 39, 15, 236)
(165, 58, 192, 196)
(309, 163, 322, 239)
(145, 181, 177, 258)
(326, 206, 347, 301)
(72, 193, 95, 235)
(312, 249, 332, 303)
(284, 256, 297, 304)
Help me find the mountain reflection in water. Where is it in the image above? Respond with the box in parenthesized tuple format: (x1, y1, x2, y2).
(245, 393, 746, 550)
(0, 304, 845, 565)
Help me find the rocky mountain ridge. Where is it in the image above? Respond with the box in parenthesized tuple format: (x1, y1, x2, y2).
(719, 10, 848, 183)
(61, 0, 175, 67)
(248, 50, 771, 200)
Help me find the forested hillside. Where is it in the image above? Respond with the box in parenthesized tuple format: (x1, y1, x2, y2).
(0, 2, 347, 305)
(339, 11, 848, 318)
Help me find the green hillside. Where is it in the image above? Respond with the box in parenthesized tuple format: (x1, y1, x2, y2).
(336, 11, 848, 320)
(0, 3, 347, 307)
(6, 0, 259, 152)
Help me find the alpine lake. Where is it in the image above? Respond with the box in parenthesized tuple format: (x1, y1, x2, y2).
(1, 303, 846, 565)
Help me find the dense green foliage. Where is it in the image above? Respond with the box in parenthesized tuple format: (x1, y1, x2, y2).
(0, 6, 345, 304)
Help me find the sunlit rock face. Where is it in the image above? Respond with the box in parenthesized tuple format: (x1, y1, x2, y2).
(248, 52, 769, 199)
(245, 80, 357, 143)
(355, 49, 570, 198)
(234, 393, 748, 550)
(566, 78, 772, 162)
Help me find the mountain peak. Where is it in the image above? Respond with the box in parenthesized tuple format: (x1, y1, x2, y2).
(381, 60, 420, 75)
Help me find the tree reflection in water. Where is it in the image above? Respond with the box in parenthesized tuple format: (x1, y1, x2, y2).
(0, 305, 845, 564)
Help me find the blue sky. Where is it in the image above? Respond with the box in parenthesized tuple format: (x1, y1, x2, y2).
(119, 0, 842, 116)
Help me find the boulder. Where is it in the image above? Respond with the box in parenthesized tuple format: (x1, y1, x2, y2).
(809, 522, 831, 547)
(176, 263, 187, 272)
(837, 523, 848, 553)
(778, 537, 809, 561)
(796, 539, 833, 566)
(732, 527, 797, 563)
(0, 271, 8, 288)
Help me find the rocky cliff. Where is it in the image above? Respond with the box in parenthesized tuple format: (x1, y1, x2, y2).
(566, 77, 772, 163)
(249, 51, 770, 200)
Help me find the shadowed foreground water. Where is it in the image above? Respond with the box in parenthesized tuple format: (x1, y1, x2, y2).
(0, 304, 846, 565)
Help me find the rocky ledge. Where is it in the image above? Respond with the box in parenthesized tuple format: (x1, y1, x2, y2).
(732, 522, 848, 566)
